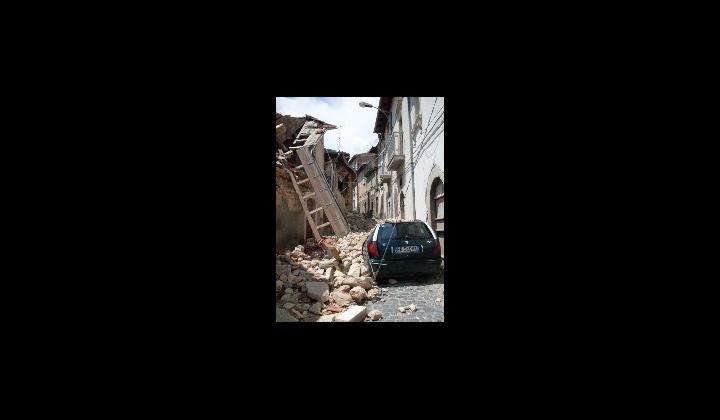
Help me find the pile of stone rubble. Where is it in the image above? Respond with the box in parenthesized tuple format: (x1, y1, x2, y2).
(345, 212, 380, 232)
(276, 229, 384, 322)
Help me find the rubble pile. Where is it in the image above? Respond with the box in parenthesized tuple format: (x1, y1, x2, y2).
(345, 212, 380, 232)
(276, 227, 384, 322)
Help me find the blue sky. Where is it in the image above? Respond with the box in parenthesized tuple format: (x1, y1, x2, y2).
(276, 97, 380, 156)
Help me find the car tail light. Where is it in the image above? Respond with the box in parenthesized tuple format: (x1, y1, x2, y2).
(368, 241, 378, 258)
(434, 240, 441, 257)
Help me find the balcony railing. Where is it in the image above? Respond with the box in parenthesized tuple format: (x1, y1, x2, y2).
(386, 131, 405, 171)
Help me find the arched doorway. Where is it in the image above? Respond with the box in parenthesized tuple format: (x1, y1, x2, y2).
(429, 178, 444, 257)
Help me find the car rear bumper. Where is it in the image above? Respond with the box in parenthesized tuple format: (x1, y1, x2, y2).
(368, 258, 442, 278)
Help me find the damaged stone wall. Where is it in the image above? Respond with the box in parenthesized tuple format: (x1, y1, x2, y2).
(276, 168, 306, 252)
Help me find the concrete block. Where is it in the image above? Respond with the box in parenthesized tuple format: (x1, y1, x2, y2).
(306, 281, 329, 302)
(334, 305, 367, 322)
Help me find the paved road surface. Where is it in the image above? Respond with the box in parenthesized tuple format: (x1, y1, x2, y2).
(363, 270, 444, 322)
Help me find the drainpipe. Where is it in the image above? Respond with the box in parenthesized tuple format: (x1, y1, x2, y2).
(407, 97, 417, 220)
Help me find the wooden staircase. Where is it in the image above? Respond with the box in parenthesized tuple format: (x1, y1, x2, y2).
(279, 120, 350, 243)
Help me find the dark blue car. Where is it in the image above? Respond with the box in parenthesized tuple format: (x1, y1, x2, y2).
(362, 221, 442, 279)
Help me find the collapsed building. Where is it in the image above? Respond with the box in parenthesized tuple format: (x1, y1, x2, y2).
(323, 148, 355, 213)
(276, 113, 383, 322)
(275, 113, 357, 252)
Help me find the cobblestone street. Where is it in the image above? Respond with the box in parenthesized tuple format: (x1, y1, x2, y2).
(363, 270, 444, 322)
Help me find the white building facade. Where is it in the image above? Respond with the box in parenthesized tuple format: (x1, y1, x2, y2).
(372, 97, 444, 256)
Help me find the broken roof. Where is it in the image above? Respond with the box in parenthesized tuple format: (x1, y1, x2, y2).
(304, 114, 338, 130)
(324, 148, 356, 181)
(275, 113, 339, 149)
(349, 151, 376, 161)
(325, 148, 350, 160)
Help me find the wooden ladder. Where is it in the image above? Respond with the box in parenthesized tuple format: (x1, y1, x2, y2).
(284, 121, 350, 242)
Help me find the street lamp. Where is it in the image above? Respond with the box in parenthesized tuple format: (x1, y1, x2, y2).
(359, 101, 389, 117)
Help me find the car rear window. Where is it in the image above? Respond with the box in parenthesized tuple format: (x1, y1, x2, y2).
(376, 223, 432, 241)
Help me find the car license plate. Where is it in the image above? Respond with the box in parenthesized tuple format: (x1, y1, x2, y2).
(395, 246, 420, 254)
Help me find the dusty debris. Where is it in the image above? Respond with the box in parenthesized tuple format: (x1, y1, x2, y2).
(309, 301, 323, 315)
(330, 289, 354, 307)
(277, 263, 291, 277)
(398, 304, 417, 313)
(388, 279, 398, 285)
(341, 277, 359, 288)
(367, 310, 383, 321)
(349, 286, 367, 303)
(345, 212, 379, 232)
(323, 303, 343, 313)
(348, 263, 362, 278)
(311, 250, 324, 259)
(319, 240, 343, 263)
(277, 215, 383, 322)
(357, 276, 374, 290)
(276, 308, 298, 322)
(306, 281, 329, 302)
(318, 259, 336, 269)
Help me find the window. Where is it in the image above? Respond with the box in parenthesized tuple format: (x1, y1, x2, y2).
(397, 116, 402, 142)
(398, 175, 403, 187)
(377, 222, 432, 241)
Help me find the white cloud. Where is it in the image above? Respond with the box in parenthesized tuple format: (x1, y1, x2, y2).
(276, 97, 380, 157)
